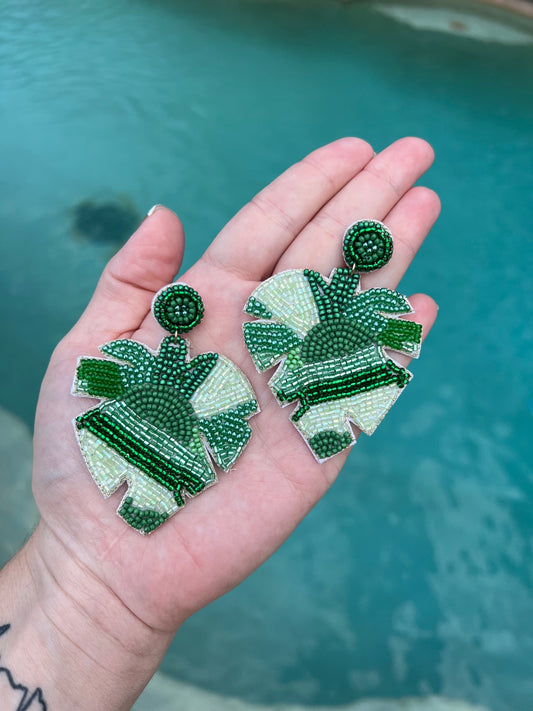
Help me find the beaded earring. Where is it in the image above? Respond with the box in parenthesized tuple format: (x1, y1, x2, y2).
(72, 283, 258, 534)
(243, 219, 422, 462)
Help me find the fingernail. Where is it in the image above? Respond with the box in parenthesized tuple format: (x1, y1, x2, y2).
(147, 204, 165, 217)
(140, 204, 165, 226)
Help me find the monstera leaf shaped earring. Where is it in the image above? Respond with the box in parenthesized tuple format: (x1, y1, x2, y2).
(243, 219, 422, 462)
(73, 283, 258, 534)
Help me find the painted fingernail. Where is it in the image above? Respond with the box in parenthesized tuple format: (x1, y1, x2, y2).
(140, 204, 165, 226)
(147, 204, 165, 217)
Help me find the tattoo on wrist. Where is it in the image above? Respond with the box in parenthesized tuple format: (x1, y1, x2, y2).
(0, 624, 47, 710)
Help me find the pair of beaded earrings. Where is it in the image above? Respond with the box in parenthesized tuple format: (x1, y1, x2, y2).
(73, 219, 422, 534)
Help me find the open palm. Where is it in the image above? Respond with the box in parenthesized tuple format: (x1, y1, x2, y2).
(32, 137, 440, 639)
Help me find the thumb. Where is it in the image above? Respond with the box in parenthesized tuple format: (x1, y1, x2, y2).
(66, 205, 185, 349)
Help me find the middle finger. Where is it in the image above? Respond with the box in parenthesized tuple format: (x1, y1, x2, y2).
(275, 136, 435, 281)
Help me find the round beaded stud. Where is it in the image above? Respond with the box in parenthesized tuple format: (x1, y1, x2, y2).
(342, 219, 393, 273)
(72, 280, 258, 534)
(153, 284, 205, 334)
(243, 219, 423, 462)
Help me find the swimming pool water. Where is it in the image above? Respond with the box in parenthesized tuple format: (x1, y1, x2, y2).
(1, 1, 532, 709)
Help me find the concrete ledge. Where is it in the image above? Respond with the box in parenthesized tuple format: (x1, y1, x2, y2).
(134, 672, 492, 711)
(475, 0, 533, 18)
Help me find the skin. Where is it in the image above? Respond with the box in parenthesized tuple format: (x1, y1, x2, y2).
(0, 137, 440, 710)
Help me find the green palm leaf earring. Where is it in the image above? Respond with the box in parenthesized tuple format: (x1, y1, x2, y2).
(73, 283, 258, 534)
(243, 219, 422, 462)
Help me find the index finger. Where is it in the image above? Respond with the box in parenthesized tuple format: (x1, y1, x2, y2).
(202, 137, 374, 281)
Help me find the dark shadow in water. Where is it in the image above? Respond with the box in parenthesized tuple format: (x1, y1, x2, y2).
(70, 197, 140, 247)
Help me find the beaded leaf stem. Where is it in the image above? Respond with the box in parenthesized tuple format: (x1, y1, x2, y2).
(243, 220, 422, 462)
(73, 283, 258, 534)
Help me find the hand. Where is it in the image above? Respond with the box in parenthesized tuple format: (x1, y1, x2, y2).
(5, 137, 440, 709)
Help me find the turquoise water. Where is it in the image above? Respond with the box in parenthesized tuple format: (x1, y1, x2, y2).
(1, 1, 532, 709)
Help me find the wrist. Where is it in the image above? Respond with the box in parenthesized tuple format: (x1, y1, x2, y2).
(0, 521, 173, 710)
